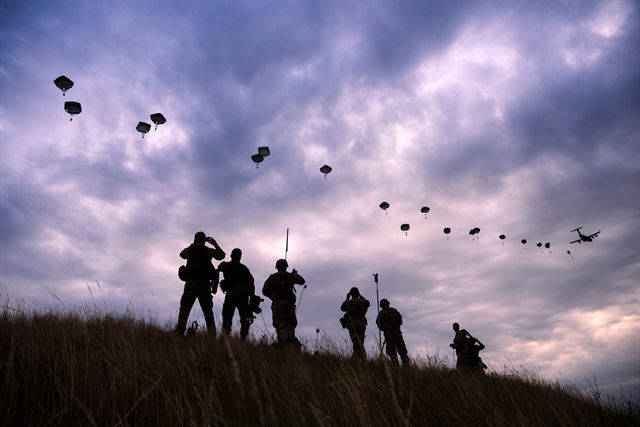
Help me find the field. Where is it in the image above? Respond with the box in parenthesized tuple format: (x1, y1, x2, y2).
(0, 306, 637, 426)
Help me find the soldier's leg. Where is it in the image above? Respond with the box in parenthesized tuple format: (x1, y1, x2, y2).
(197, 288, 216, 336)
(385, 335, 399, 364)
(221, 294, 236, 336)
(396, 334, 410, 365)
(238, 295, 252, 341)
(285, 303, 299, 345)
(176, 284, 197, 336)
(272, 302, 286, 344)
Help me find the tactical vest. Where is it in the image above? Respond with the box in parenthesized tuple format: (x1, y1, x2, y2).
(186, 244, 215, 280)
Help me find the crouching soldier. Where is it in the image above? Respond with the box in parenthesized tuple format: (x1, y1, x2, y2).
(340, 287, 370, 360)
(218, 248, 255, 341)
(262, 259, 306, 347)
(376, 299, 409, 365)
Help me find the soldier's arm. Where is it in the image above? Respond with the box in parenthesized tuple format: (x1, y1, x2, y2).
(205, 237, 226, 260)
(340, 298, 350, 312)
(246, 267, 255, 295)
(290, 270, 305, 285)
(180, 247, 190, 259)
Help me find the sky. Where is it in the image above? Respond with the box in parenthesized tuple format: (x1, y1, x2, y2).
(1, 0, 638, 398)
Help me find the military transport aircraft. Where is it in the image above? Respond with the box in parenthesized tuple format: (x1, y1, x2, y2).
(570, 227, 601, 244)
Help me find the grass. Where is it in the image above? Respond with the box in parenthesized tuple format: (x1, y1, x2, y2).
(0, 305, 637, 426)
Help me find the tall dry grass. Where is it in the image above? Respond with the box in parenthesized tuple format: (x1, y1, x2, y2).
(0, 306, 637, 426)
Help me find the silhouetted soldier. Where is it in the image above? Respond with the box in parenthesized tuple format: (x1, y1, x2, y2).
(376, 299, 409, 365)
(218, 248, 255, 341)
(450, 323, 469, 369)
(465, 334, 487, 373)
(341, 287, 370, 359)
(262, 259, 305, 347)
(176, 232, 225, 337)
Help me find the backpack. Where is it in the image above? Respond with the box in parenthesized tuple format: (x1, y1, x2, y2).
(178, 244, 217, 281)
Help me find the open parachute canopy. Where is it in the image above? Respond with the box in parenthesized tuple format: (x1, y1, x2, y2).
(64, 101, 81, 121)
(400, 223, 410, 235)
(54, 75, 74, 96)
(136, 121, 151, 138)
(251, 153, 264, 168)
(499, 234, 506, 240)
(443, 227, 451, 234)
(258, 146, 271, 157)
(150, 113, 166, 130)
(545, 242, 551, 249)
(420, 206, 430, 214)
(320, 164, 332, 178)
(521, 239, 527, 244)
(379, 202, 390, 212)
(536, 242, 542, 247)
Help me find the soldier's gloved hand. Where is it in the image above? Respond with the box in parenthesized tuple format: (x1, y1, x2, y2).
(206, 236, 217, 245)
(449, 343, 455, 348)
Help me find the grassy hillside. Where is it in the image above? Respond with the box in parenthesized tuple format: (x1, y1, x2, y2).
(0, 309, 637, 426)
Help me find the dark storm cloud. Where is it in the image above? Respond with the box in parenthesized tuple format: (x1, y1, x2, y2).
(0, 0, 638, 398)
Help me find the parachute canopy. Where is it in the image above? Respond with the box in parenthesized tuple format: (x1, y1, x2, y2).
(536, 242, 542, 247)
(150, 113, 166, 130)
(469, 227, 480, 236)
(443, 227, 451, 234)
(521, 239, 527, 244)
(499, 234, 506, 240)
(379, 202, 390, 211)
(420, 206, 430, 214)
(54, 75, 74, 96)
(251, 153, 264, 168)
(64, 101, 81, 121)
(400, 224, 410, 235)
(545, 242, 551, 249)
(136, 121, 151, 138)
(320, 164, 332, 178)
(258, 146, 270, 157)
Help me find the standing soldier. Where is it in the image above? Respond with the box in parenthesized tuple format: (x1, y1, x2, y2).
(340, 287, 370, 359)
(375, 299, 410, 365)
(262, 259, 305, 347)
(218, 248, 255, 341)
(176, 232, 225, 337)
(449, 322, 469, 369)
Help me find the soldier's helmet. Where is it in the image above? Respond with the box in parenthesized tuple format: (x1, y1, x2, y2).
(380, 298, 390, 308)
(453, 322, 460, 331)
(275, 259, 288, 270)
(349, 287, 360, 297)
(231, 248, 242, 261)
(194, 231, 206, 244)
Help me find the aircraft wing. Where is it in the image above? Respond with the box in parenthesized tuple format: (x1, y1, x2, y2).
(570, 239, 581, 244)
(588, 231, 601, 238)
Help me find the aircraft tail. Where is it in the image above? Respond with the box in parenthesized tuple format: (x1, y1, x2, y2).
(570, 227, 582, 232)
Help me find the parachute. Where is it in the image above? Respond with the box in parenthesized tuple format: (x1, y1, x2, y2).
(150, 113, 166, 130)
(545, 242, 552, 253)
(64, 101, 82, 121)
(251, 153, 264, 168)
(400, 224, 410, 236)
(420, 206, 430, 218)
(443, 227, 451, 239)
(258, 146, 271, 157)
(136, 121, 151, 138)
(536, 242, 542, 247)
(379, 202, 390, 214)
(567, 250, 574, 259)
(469, 227, 480, 239)
(499, 234, 506, 240)
(320, 165, 332, 179)
(521, 239, 527, 244)
(54, 75, 74, 96)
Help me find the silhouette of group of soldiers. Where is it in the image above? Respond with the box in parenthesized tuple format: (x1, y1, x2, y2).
(177, 232, 305, 346)
(176, 232, 485, 370)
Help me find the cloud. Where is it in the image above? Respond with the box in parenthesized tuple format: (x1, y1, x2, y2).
(1, 0, 638, 398)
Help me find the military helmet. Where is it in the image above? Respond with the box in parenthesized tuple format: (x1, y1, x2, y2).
(380, 298, 390, 307)
(231, 248, 242, 261)
(275, 259, 288, 270)
(194, 231, 206, 244)
(349, 287, 360, 297)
